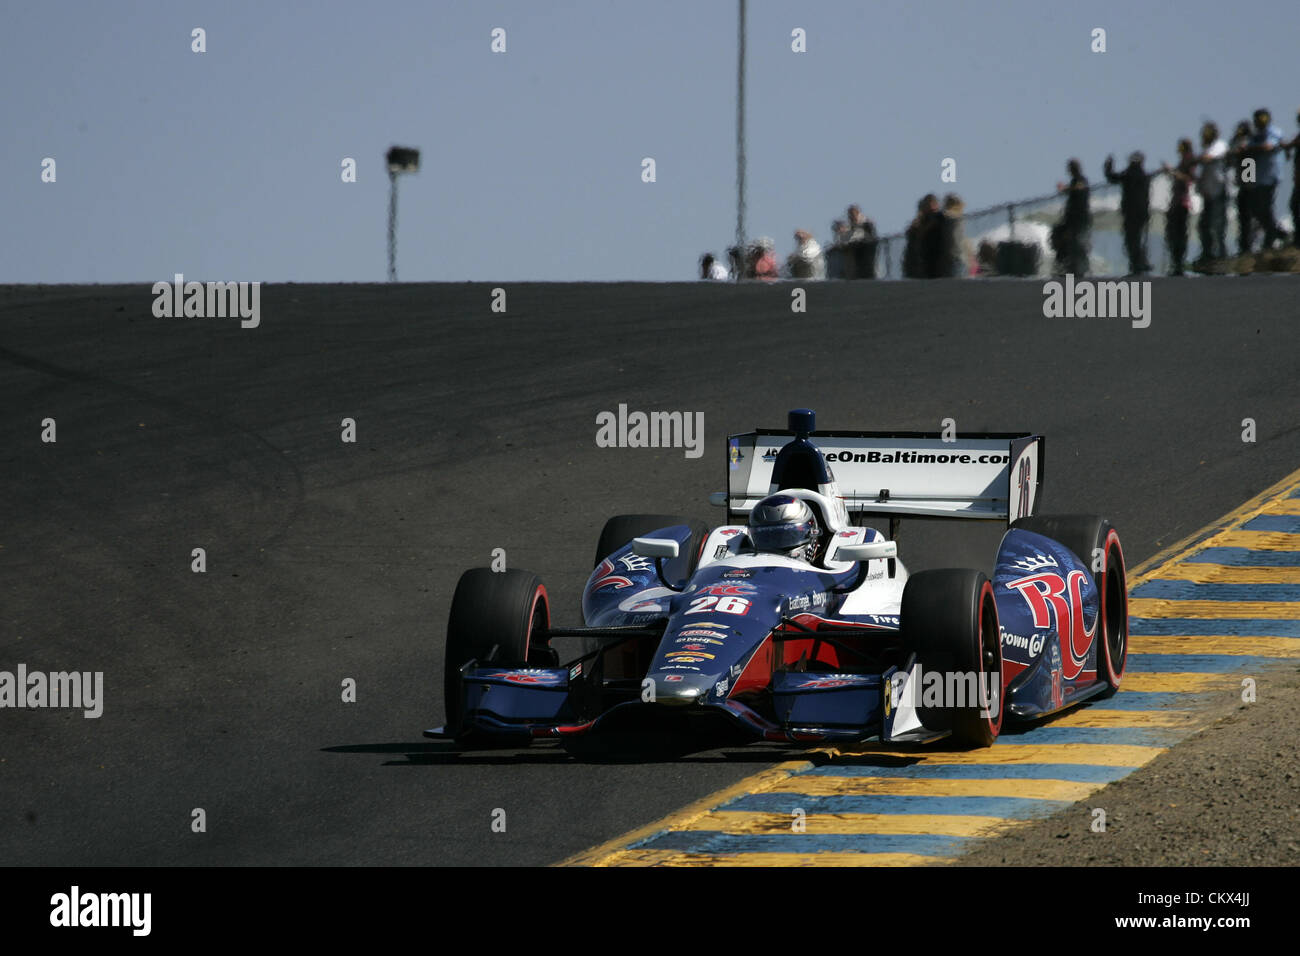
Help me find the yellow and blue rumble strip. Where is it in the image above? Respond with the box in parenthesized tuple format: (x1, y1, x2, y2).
(560, 466, 1300, 867)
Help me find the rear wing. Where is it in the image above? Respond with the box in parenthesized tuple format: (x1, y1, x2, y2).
(722, 428, 1043, 525)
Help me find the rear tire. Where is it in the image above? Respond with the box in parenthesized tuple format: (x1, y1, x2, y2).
(1011, 514, 1127, 696)
(901, 568, 1003, 747)
(444, 568, 551, 731)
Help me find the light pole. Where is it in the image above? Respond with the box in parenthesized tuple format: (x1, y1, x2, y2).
(386, 146, 420, 281)
(735, 0, 747, 279)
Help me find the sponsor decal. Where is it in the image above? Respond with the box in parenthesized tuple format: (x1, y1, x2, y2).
(677, 628, 727, 638)
(664, 675, 684, 682)
(837, 531, 856, 538)
(661, 665, 700, 672)
(762, 447, 781, 461)
(695, 582, 757, 597)
(1005, 570, 1096, 680)
(719, 528, 742, 537)
(721, 568, 753, 578)
(590, 557, 635, 592)
(797, 676, 869, 689)
(488, 670, 563, 686)
(714, 678, 730, 697)
(665, 655, 708, 663)
(713, 544, 730, 559)
(1000, 627, 1045, 658)
(786, 592, 828, 612)
(728, 439, 743, 471)
(675, 636, 725, 646)
(677, 643, 709, 651)
(824, 450, 1011, 465)
(864, 614, 901, 627)
(569, 662, 583, 680)
(617, 554, 654, 572)
(1009, 551, 1059, 573)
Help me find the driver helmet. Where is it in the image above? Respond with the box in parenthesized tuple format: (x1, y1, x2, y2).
(749, 493, 820, 562)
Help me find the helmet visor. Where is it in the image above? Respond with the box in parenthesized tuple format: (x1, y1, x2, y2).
(749, 520, 814, 553)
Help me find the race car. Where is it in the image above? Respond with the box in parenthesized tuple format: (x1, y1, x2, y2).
(428, 409, 1128, 748)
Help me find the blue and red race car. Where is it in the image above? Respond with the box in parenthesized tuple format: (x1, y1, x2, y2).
(429, 409, 1127, 748)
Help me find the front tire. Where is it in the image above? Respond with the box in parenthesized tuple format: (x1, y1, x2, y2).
(444, 568, 551, 731)
(901, 568, 1003, 747)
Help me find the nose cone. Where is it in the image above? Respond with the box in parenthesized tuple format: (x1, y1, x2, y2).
(647, 671, 720, 706)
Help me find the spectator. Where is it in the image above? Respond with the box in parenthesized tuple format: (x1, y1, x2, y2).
(845, 205, 878, 279)
(1193, 123, 1229, 263)
(787, 229, 826, 279)
(938, 194, 968, 277)
(903, 194, 939, 278)
(751, 236, 779, 280)
(826, 220, 848, 279)
(1247, 108, 1287, 249)
(699, 252, 730, 281)
(726, 244, 745, 279)
(1227, 120, 1255, 254)
(974, 240, 999, 277)
(1051, 159, 1091, 275)
(1161, 139, 1197, 276)
(1289, 109, 1300, 248)
(1104, 151, 1153, 274)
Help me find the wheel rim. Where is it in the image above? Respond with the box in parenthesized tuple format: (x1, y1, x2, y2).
(978, 584, 1003, 735)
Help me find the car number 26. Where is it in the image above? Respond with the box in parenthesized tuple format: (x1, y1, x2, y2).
(686, 595, 751, 615)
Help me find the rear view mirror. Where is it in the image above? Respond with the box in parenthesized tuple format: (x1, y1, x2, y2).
(832, 541, 898, 562)
(632, 537, 681, 559)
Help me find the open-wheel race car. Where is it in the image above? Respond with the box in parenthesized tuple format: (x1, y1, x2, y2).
(427, 409, 1128, 748)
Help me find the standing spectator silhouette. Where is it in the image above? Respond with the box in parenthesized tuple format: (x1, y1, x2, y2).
(1162, 139, 1197, 276)
(1194, 123, 1229, 263)
(1289, 108, 1300, 248)
(1227, 120, 1255, 254)
(938, 194, 968, 277)
(903, 195, 939, 278)
(751, 237, 779, 280)
(844, 205, 878, 279)
(699, 252, 729, 281)
(1051, 159, 1091, 275)
(787, 229, 826, 279)
(1287, 108, 1300, 248)
(1103, 151, 1152, 274)
(826, 220, 848, 279)
(1245, 108, 1286, 249)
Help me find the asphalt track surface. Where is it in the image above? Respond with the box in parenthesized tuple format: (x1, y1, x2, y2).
(1, 278, 1298, 866)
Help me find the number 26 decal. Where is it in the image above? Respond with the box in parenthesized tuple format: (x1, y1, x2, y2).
(686, 595, 751, 615)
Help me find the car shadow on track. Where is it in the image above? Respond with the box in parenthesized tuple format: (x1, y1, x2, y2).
(321, 736, 818, 766)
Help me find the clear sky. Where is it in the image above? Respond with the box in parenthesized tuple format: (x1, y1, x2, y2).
(4, 0, 1296, 282)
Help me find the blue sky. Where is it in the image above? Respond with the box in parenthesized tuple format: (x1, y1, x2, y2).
(4, 0, 1296, 282)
